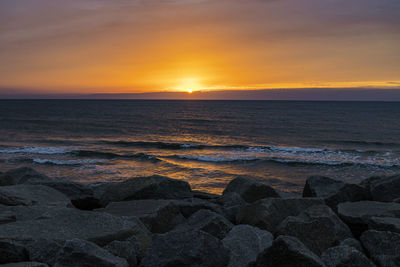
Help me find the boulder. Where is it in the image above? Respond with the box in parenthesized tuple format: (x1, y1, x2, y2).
(337, 201, 400, 236)
(0, 185, 70, 207)
(25, 239, 63, 266)
(179, 209, 233, 239)
(0, 167, 51, 186)
(27, 180, 100, 210)
(191, 190, 219, 200)
(170, 198, 225, 218)
(0, 239, 29, 264)
(321, 245, 376, 267)
(277, 205, 353, 255)
(362, 175, 400, 202)
(104, 240, 137, 267)
(0, 208, 142, 246)
(255, 235, 325, 267)
(100, 199, 185, 233)
(303, 176, 370, 210)
(222, 225, 273, 267)
(237, 198, 324, 233)
(360, 230, 400, 267)
(140, 230, 230, 267)
(94, 176, 192, 206)
(217, 193, 247, 223)
(54, 238, 128, 267)
(339, 238, 364, 253)
(0, 263, 49, 267)
(223, 176, 280, 203)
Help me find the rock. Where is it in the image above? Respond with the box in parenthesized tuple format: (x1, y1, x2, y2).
(25, 239, 63, 266)
(104, 240, 137, 267)
(95, 176, 192, 206)
(27, 180, 100, 210)
(180, 209, 233, 239)
(100, 199, 185, 233)
(217, 193, 247, 224)
(277, 205, 353, 255)
(360, 230, 400, 267)
(54, 238, 128, 267)
(237, 198, 324, 233)
(0, 185, 70, 207)
(321, 245, 376, 267)
(0, 167, 51, 186)
(222, 225, 273, 267)
(366, 216, 400, 234)
(0, 208, 142, 246)
(0, 263, 49, 267)
(170, 198, 225, 218)
(339, 238, 364, 253)
(140, 230, 229, 267)
(337, 201, 400, 237)
(362, 175, 400, 202)
(0, 239, 29, 264)
(255, 235, 325, 267)
(303, 176, 370, 210)
(223, 176, 280, 203)
(191, 190, 219, 200)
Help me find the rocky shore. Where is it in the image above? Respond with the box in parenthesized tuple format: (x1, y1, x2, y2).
(0, 167, 399, 267)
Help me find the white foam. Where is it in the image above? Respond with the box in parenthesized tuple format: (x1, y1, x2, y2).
(0, 146, 71, 155)
(33, 158, 104, 165)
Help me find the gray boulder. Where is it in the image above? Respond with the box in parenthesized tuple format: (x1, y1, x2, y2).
(223, 176, 280, 203)
(222, 225, 273, 267)
(255, 235, 325, 267)
(0, 263, 49, 267)
(54, 238, 128, 267)
(339, 238, 364, 253)
(0, 239, 29, 264)
(337, 201, 400, 236)
(94, 176, 192, 206)
(104, 240, 137, 267)
(217, 192, 247, 223)
(140, 230, 230, 267)
(360, 230, 400, 267)
(179, 209, 233, 239)
(321, 245, 376, 267)
(171, 198, 225, 218)
(0, 208, 142, 246)
(237, 198, 324, 233)
(277, 204, 353, 255)
(25, 239, 63, 266)
(361, 175, 400, 202)
(0, 167, 51, 186)
(100, 199, 185, 233)
(0, 185, 70, 207)
(303, 176, 370, 210)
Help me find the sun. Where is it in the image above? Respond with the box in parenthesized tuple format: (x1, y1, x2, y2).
(187, 89, 193, 94)
(174, 78, 202, 93)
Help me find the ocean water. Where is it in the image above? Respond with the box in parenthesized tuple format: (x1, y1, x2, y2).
(0, 100, 399, 195)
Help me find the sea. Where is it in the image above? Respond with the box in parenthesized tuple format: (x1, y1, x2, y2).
(0, 100, 399, 195)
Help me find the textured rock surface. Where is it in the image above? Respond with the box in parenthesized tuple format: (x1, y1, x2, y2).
(360, 230, 400, 267)
(237, 198, 325, 232)
(140, 230, 230, 267)
(54, 238, 128, 267)
(26, 239, 63, 266)
(0, 208, 140, 246)
(222, 225, 273, 267)
(223, 176, 280, 203)
(277, 204, 352, 255)
(339, 238, 364, 253)
(255, 235, 325, 267)
(0, 262, 49, 267)
(100, 199, 185, 233)
(337, 201, 400, 236)
(362, 175, 400, 202)
(303, 176, 370, 210)
(179, 209, 233, 239)
(0, 239, 29, 264)
(0, 167, 51, 186)
(95, 175, 192, 206)
(0, 185, 70, 207)
(104, 240, 137, 267)
(321, 245, 376, 267)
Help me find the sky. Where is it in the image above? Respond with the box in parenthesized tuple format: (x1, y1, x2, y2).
(0, 0, 399, 98)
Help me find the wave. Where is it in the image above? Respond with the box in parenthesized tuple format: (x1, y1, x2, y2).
(32, 158, 105, 166)
(102, 140, 201, 150)
(323, 140, 400, 147)
(0, 146, 71, 155)
(70, 150, 160, 162)
(167, 154, 400, 168)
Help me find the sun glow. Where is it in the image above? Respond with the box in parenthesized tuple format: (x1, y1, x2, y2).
(173, 78, 202, 93)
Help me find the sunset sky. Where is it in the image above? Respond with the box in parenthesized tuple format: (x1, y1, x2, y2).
(0, 0, 399, 96)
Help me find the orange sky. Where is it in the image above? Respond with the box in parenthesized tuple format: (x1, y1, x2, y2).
(0, 0, 399, 94)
